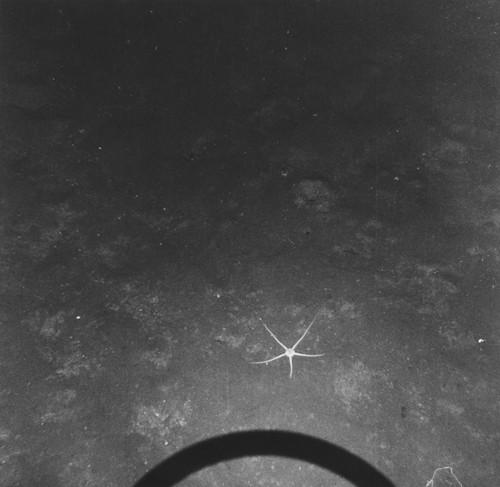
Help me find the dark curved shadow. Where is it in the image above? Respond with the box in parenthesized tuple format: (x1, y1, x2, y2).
(134, 430, 396, 487)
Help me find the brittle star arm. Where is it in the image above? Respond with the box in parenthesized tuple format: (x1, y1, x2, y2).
(291, 310, 321, 349)
(285, 351, 325, 378)
(260, 322, 289, 350)
(250, 352, 287, 365)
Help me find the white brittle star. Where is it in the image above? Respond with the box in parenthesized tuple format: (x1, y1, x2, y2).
(250, 312, 324, 378)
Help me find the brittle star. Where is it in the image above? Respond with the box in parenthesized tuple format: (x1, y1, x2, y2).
(250, 312, 324, 378)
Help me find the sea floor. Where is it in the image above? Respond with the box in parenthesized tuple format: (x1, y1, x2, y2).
(0, 1, 499, 486)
